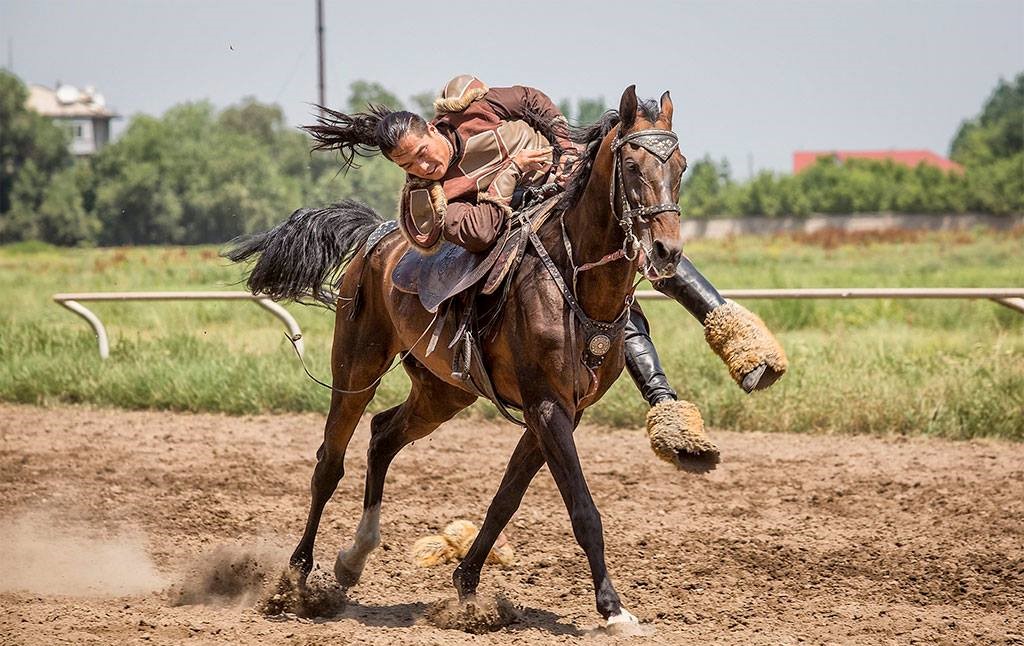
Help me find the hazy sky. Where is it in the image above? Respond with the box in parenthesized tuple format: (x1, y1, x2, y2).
(2, 0, 1021, 176)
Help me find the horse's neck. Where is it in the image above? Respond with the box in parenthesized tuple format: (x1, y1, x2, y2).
(560, 158, 636, 323)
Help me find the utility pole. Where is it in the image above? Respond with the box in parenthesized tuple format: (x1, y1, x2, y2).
(316, 0, 325, 113)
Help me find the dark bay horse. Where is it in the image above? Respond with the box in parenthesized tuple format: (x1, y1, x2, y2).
(228, 86, 686, 627)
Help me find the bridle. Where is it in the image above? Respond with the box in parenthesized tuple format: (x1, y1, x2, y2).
(524, 124, 684, 385)
(608, 127, 681, 271)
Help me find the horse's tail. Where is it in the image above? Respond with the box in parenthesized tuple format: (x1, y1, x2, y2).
(223, 199, 385, 308)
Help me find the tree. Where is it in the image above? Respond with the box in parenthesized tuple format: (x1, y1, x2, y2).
(218, 96, 287, 145)
(558, 98, 573, 122)
(91, 100, 306, 245)
(33, 165, 100, 245)
(409, 91, 437, 117)
(950, 73, 1024, 166)
(680, 156, 739, 217)
(0, 71, 71, 224)
(949, 72, 1023, 214)
(346, 80, 403, 113)
(576, 97, 607, 125)
(308, 155, 404, 216)
(557, 97, 608, 124)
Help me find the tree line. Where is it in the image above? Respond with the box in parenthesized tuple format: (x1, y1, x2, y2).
(0, 73, 1020, 247)
(682, 74, 1023, 217)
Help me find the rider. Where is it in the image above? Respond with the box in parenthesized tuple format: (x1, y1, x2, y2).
(305, 75, 787, 447)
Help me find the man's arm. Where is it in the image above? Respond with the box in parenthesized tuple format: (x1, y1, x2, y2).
(485, 85, 576, 154)
(443, 200, 506, 253)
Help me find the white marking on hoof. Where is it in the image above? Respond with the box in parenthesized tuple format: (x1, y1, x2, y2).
(603, 607, 654, 637)
(333, 506, 381, 587)
(607, 607, 639, 626)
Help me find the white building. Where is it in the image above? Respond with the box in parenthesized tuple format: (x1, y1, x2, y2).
(26, 83, 119, 156)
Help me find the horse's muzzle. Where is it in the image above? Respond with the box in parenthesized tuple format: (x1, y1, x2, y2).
(645, 239, 682, 281)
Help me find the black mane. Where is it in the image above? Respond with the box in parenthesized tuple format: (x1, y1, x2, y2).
(557, 99, 659, 212)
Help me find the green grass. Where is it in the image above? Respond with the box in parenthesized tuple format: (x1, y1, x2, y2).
(1, 229, 1021, 439)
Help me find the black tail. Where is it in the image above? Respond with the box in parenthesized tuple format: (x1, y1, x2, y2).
(223, 199, 385, 308)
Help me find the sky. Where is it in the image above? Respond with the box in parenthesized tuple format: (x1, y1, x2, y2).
(2, 0, 1022, 177)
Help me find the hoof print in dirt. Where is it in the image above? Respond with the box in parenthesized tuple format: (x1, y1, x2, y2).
(424, 595, 520, 634)
(257, 567, 346, 619)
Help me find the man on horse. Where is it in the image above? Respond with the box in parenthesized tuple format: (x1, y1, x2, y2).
(305, 74, 787, 443)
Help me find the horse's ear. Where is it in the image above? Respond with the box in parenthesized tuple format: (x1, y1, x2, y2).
(659, 91, 674, 128)
(618, 85, 638, 131)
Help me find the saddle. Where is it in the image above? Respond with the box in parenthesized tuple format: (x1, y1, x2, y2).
(392, 193, 560, 313)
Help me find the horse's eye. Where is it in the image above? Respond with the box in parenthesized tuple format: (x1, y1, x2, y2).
(624, 160, 640, 173)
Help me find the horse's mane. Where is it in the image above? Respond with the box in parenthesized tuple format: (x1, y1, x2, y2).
(557, 100, 660, 213)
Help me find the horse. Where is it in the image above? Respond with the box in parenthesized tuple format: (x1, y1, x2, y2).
(227, 86, 687, 628)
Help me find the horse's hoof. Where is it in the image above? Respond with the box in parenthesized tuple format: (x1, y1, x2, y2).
(333, 553, 363, 588)
(606, 607, 639, 626)
(452, 564, 481, 601)
(605, 607, 654, 636)
(703, 301, 788, 390)
(740, 362, 783, 393)
(288, 565, 311, 589)
(645, 400, 720, 473)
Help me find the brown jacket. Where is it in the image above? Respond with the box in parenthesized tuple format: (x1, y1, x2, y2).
(399, 76, 574, 254)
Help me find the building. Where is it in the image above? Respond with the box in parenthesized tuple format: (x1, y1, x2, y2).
(25, 83, 119, 157)
(793, 150, 962, 174)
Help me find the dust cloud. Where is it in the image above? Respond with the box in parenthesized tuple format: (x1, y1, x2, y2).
(0, 512, 166, 597)
(169, 543, 281, 607)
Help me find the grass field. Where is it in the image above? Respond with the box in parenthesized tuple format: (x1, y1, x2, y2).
(1, 228, 1021, 440)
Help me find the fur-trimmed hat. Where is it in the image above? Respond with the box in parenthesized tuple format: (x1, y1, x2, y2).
(434, 75, 489, 115)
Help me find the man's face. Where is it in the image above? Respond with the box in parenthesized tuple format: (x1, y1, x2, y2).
(388, 124, 451, 180)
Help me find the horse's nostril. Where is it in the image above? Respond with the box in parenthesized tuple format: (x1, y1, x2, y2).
(652, 240, 680, 265)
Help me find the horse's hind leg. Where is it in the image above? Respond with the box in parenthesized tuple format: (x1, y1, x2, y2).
(288, 310, 397, 579)
(334, 357, 475, 587)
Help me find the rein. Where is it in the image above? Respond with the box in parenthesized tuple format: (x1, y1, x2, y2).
(527, 125, 682, 380)
(609, 128, 681, 266)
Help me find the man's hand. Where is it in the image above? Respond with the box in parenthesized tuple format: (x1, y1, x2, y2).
(554, 153, 579, 187)
(511, 147, 553, 174)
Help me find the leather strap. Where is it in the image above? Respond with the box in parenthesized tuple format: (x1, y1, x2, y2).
(528, 227, 631, 370)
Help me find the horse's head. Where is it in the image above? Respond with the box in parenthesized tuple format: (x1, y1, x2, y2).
(610, 85, 687, 280)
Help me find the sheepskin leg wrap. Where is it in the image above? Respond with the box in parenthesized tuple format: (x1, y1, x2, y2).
(411, 520, 515, 568)
(645, 400, 720, 473)
(704, 301, 788, 388)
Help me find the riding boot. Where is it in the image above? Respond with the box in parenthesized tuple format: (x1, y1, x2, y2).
(624, 307, 719, 473)
(652, 256, 788, 393)
(624, 307, 677, 407)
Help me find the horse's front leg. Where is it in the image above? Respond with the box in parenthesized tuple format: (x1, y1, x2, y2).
(523, 394, 637, 626)
(453, 430, 545, 599)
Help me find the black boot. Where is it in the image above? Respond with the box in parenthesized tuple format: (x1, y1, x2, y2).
(652, 256, 785, 393)
(624, 308, 676, 407)
(651, 255, 726, 322)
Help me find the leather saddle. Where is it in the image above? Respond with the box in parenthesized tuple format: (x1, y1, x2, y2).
(393, 194, 560, 313)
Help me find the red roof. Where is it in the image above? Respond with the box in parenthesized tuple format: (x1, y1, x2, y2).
(793, 150, 962, 174)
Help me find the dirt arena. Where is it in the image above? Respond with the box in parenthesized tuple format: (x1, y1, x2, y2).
(0, 403, 1021, 645)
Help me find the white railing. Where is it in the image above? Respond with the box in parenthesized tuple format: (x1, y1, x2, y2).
(54, 287, 1023, 360)
(637, 287, 1024, 315)
(52, 291, 304, 360)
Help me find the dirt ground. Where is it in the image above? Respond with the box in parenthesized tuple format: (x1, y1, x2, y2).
(0, 403, 1021, 645)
